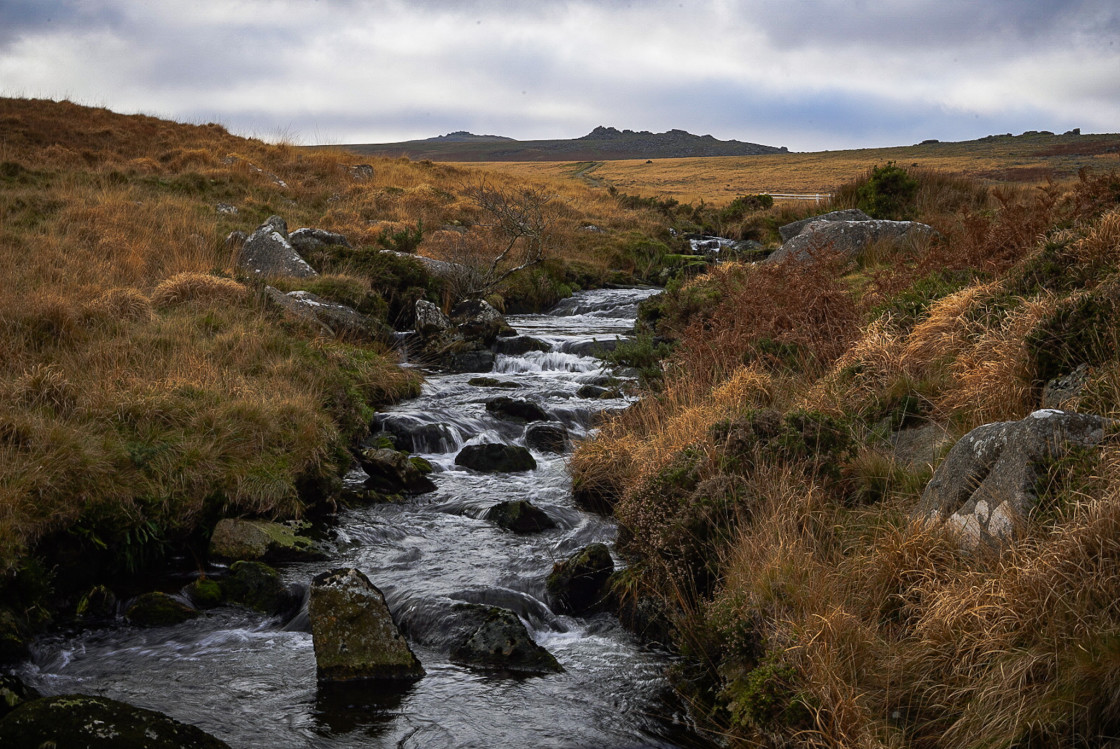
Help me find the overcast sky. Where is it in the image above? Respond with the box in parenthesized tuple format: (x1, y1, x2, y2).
(1, 1, 1116, 152)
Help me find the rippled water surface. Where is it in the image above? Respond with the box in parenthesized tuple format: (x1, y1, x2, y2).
(20, 288, 713, 748)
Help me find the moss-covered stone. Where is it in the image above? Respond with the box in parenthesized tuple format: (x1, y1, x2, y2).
(124, 592, 199, 627)
(0, 694, 231, 748)
(208, 518, 323, 563)
(309, 567, 424, 682)
(221, 561, 294, 615)
(454, 443, 536, 473)
(546, 543, 614, 615)
(0, 673, 40, 720)
(184, 578, 223, 609)
(75, 584, 118, 621)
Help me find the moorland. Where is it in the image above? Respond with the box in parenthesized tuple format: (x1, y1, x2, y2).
(3, 96, 1120, 747)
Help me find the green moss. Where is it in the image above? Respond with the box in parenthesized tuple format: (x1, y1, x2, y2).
(1027, 284, 1120, 384)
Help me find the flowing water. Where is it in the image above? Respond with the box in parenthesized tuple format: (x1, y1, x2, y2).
(18, 287, 712, 748)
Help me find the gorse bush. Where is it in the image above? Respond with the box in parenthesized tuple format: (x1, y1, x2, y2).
(856, 161, 920, 219)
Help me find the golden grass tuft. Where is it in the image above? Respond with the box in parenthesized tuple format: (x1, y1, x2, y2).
(87, 287, 154, 322)
(151, 272, 249, 308)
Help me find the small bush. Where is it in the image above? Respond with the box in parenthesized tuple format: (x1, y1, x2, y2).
(377, 220, 423, 253)
(856, 162, 920, 220)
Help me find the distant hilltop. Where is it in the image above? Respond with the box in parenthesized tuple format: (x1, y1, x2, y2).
(333, 126, 788, 162)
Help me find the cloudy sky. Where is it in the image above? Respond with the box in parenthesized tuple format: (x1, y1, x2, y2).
(1, 0, 1117, 152)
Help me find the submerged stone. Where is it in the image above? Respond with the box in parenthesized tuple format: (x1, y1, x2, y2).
(309, 567, 424, 682)
(485, 397, 550, 423)
(0, 694, 231, 748)
(525, 422, 570, 453)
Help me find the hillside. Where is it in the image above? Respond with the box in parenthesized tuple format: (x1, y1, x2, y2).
(468, 130, 1120, 204)
(336, 125, 788, 161)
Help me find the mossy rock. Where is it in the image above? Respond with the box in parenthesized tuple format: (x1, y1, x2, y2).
(0, 694, 231, 748)
(467, 377, 521, 389)
(184, 578, 223, 609)
(220, 561, 295, 615)
(309, 568, 424, 682)
(124, 592, 199, 628)
(0, 673, 40, 720)
(76, 585, 118, 621)
(208, 518, 324, 563)
(450, 606, 563, 675)
(483, 500, 557, 534)
(546, 543, 614, 615)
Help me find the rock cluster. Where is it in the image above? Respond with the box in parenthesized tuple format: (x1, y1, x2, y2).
(768, 214, 937, 265)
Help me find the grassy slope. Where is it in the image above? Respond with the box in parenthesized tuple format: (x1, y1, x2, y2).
(571, 165, 1120, 746)
(0, 98, 674, 614)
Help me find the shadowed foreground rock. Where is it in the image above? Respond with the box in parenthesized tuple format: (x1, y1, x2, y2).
(0, 694, 230, 748)
(917, 409, 1114, 547)
(450, 606, 563, 674)
(309, 567, 424, 682)
(209, 518, 323, 563)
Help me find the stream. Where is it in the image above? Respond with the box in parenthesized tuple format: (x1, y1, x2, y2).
(17, 287, 712, 748)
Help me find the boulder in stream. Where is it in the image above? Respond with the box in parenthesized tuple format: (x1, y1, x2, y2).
(221, 560, 298, 615)
(450, 606, 563, 675)
(525, 422, 570, 453)
(309, 567, 424, 682)
(485, 396, 550, 423)
(484, 500, 557, 534)
(357, 448, 437, 495)
(0, 694, 231, 748)
(455, 443, 537, 473)
(124, 592, 199, 627)
(546, 543, 615, 615)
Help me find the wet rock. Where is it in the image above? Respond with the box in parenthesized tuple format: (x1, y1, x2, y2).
(414, 299, 452, 337)
(446, 346, 496, 374)
(450, 606, 563, 674)
(768, 218, 937, 265)
(916, 409, 1115, 547)
(309, 567, 424, 682)
(221, 560, 297, 615)
(485, 396, 550, 422)
(237, 215, 318, 278)
(467, 376, 521, 389)
(0, 694, 231, 748)
(76, 584, 118, 621)
(576, 384, 621, 399)
(184, 578, 223, 609)
(451, 298, 510, 343)
(357, 448, 437, 495)
(124, 592, 199, 627)
(778, 208, 872, 242)
(492, 335, 550, 356)
(546, 543, 614, 615)
(0, 673, 40, 720)
(563, 338, 621, 358)
(455, 443, 537, 473)
(484, 500, 557, 534)
(209, 518, 323, 563)
(525, 422, 570, 453)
